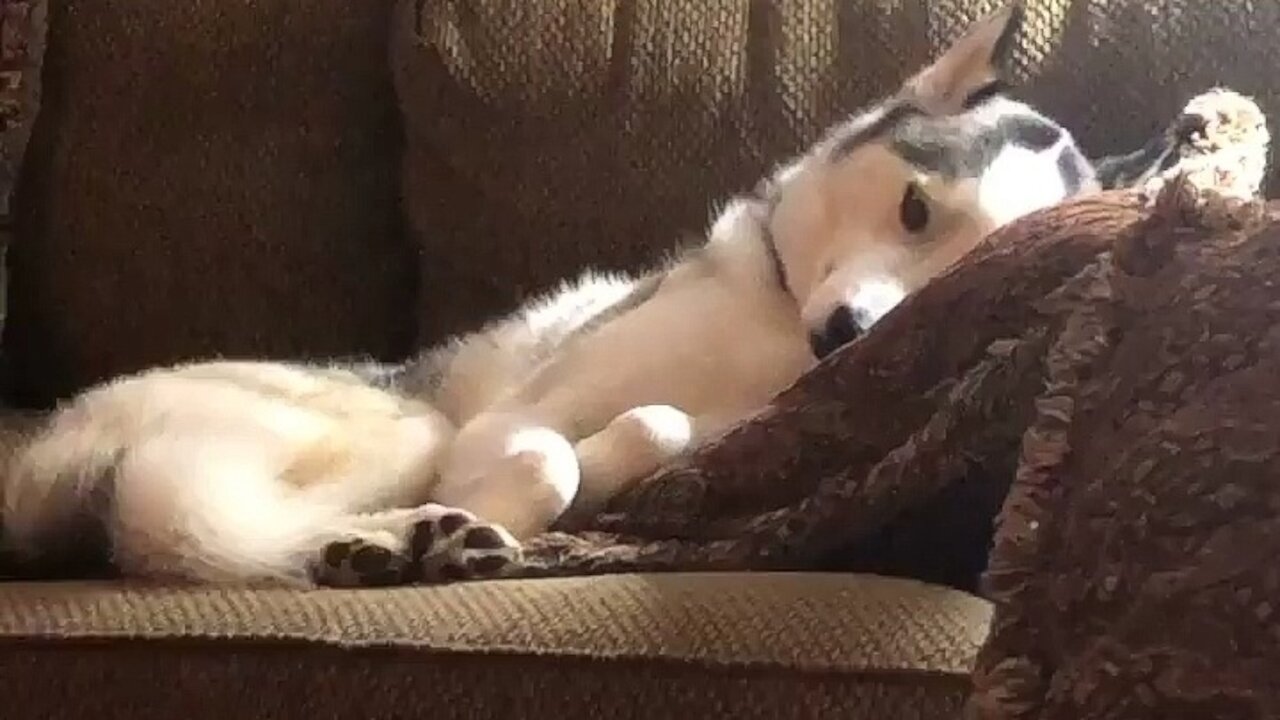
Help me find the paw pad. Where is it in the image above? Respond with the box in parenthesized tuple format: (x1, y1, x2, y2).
(415, 514, 522, 583)
(312, 507, 523, 588)
(462, 526, 510, 550)
(437, 512, 471, 536)
(315, 538, 410, 588)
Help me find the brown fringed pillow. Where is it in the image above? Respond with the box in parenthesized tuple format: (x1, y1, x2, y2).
(970, 119, 1280, 720)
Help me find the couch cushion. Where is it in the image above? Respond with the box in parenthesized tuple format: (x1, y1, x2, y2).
(3, 0, 417, 407)
(0, 0, 48, 338)
(394, 0, 1280, 344)
(1, 572, 990, 719)
(392, 0, 936, 342)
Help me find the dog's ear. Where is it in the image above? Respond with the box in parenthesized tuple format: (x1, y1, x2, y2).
(900, 2, 1024, 115)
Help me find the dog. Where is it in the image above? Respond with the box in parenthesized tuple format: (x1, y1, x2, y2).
(2, 4, 1136, 587)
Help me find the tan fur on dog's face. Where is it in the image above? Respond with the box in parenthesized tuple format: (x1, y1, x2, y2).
(765, 3, 1089, 356)
(770, 143, 997, 336)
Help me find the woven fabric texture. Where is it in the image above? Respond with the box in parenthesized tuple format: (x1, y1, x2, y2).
(2, 573, 988, 719)
(6, 647, 967, 720)
(0, 573, 990, 672)
(0, 0, 44, 221)
(1, 0, 416, 407)
(0, 0, 46, 339)
(397, 0, 1278, 343)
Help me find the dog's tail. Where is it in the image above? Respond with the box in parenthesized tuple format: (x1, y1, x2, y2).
(0, 407, 121, 578)
(2, 375, 459, 584)
(0, 407, 359, 584)
(1, 405, 357, 584)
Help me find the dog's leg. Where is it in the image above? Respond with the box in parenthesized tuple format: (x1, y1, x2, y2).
(564, 405, 702, 524)
(434, 411, 582, 539)
(310, 504, 521, 587)
(1093, 112, 1209, 190)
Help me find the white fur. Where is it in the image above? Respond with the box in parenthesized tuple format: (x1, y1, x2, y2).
(3, 365, 456, 582)
(1, 5, 1097, 584)
(849, 279, 910, 327)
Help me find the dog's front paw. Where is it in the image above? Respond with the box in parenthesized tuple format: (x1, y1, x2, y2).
(1169, 111, 1210, 151)
(1178, 88, 1269, 156)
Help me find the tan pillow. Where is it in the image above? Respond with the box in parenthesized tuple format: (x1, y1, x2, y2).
(4, 0, 415, 406)
(395, 0, 1277, 345)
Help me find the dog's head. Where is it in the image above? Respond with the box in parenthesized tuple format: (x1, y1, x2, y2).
(764, 3, 1098, 359)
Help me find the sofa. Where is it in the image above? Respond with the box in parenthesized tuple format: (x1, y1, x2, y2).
(1, 1, 1276, 718)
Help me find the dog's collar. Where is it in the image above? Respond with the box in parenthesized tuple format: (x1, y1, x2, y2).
(760, 221, 794, 300)
(752, 184, 796, 302)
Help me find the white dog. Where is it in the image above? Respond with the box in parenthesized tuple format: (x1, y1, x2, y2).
(1, 4, 1104, 586)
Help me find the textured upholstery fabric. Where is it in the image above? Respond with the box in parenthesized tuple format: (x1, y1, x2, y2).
(2, 0, 416, 407)
(1, 2, 1274, 717)
(966, 197, 1280, 717)
(0, 0, 44, 220)
(396, 0, 1279, 344)
(0, 0, 47, 334)
(1, 573, 991, 719)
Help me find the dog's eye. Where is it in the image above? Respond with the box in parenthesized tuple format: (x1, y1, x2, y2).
(899, 182, 930, 233)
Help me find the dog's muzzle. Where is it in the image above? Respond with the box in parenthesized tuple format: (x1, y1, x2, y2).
(808, 305, 873, 360)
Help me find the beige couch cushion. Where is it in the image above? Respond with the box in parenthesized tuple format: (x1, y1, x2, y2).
(2, 573, 991, 719)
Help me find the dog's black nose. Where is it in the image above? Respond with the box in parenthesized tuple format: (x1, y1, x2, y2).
(808, 305, 866, 360)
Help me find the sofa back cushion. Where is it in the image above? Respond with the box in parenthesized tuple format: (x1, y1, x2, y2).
(7, 0, 1275, 405)
(395, 0, 1279, 344)
(393, 0, 931, 342)
(3, 0, 415, 407)
(0, 0, 49, 350)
